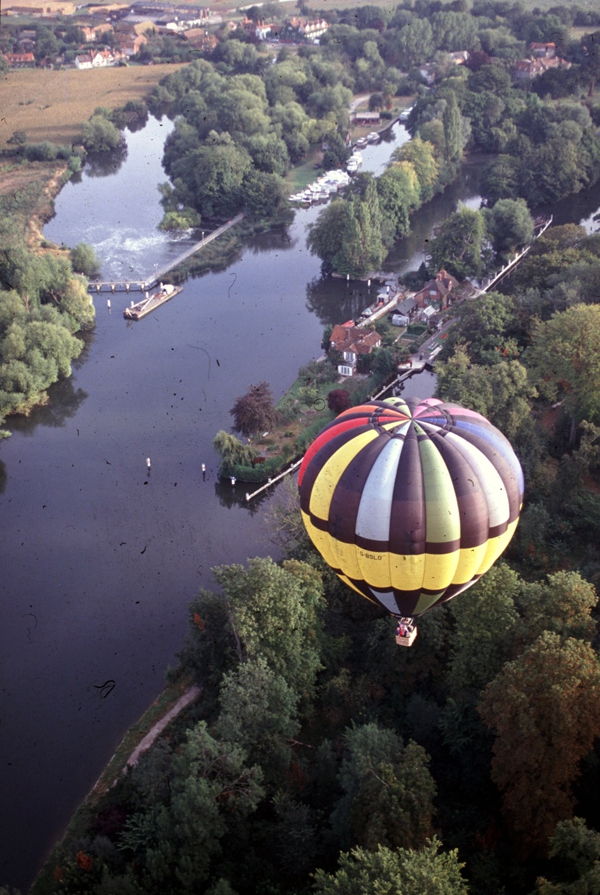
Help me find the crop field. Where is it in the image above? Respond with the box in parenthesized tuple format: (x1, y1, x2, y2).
(0, 64, 185, 149)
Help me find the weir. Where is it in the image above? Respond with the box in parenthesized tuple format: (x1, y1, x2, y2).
(87, 213, 246, 293)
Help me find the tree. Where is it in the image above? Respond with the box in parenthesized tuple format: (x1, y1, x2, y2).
(213, 431, 258, 472)
(581, 30, 600, 96)
(212, 557, 324, 705)
(485, 198, 534, 256)
(446, 563, 520, 699)
(82, 114, 122, 153)
(517, 572, 598, 648)
(139, 722, 264, 889)
(307, 199, 349, 268)
(327, 389, 351, 413)
(215, 656, 299, 780)
(482, 154, 522, 205)
(313, 840, 468, 895)
(242, 170, 288, 218)
(377, 161, 420, 238)
(479, 633, 600, 856)
(333, 186, 385, 277)
(69, 243, 100, 277)
(332, 723, 436, 851)
(230, 380, 277, 438)
(394, 137, 439, 202)
(396, 19, 434, 69)
(429, 207, 486, 279)
(442, 91, 462, 163)
(534, 818, 600, 894)
(528, 304, 600, 428)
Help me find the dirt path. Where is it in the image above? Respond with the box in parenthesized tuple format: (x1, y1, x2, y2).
(125, 684, 201, 770)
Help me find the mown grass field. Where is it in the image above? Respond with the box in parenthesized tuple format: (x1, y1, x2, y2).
(0, 63, 185, 149)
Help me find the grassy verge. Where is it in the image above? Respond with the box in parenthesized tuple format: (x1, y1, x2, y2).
(283, 149, 323, 192)
(0, 64, 186, 149)
(0, 158, 71, 245)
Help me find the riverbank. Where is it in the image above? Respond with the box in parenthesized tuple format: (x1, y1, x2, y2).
(30, 674, 200, 895)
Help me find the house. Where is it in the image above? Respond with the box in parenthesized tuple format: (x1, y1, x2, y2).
(450, 50, 469, 65)
(353, 110, 380, 126)
(418, 63, 436, 85)
(182, 27, 216, 49)
(513, 54, 571, 80)
(81, 26, 97, 41)
(329, 324, 381, 377)
(91, 48, 121, 65)
(392, 298, 419, 320)
(419, 304, 437, 323)
(530, 41, 556, 58)
(74, 52, 93, 68)
(414, 270, 458, 309)
(280, 16, 329, 43)
(117, 32, 147, 54)
(18, 38, 36, 51)
(3, 52, 36, 67)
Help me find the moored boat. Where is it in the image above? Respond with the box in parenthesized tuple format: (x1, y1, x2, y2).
(124, 283, 183, 320)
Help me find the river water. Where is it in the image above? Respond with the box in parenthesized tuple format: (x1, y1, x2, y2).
(1, 115, 598, 889)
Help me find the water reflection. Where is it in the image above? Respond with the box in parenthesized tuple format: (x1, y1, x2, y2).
(126, 112, 149, 134)
(84, 144, 129, 178)
(305, 275, 385, 326)
(245, 225, 295, 254)
(6, 379, 88, 437)
(213, 479, 271, 514)
(0, 458, 6, 494)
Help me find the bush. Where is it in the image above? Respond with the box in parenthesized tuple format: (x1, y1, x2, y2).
(327, 388, 351, 413)
(226, 455, 285, 483)
(82, 115, 122, 153)
(70, 243, 100, 277)
(23, 141, 58, 161)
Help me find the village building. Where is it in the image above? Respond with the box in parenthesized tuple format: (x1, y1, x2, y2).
(353, 110, 381, 126)
(80, 25, 98, 41)
(116, 31, 148, 54)
(182, 27, 216, 50)
(513, 46, 571, 80)
(3, 1, 77, 14)
(279, 16, 329, 43)
(530, 41, 556, 57)
(450, 50, 469, 65)
(329, 324, 382, 377)
(390, 296, 418, 326)
(414, 269, 459, 310)
(74, 52, 93, 68)
(2, 52, 36, 67)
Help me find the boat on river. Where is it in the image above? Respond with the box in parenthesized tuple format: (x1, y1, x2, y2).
(124, 283, 183, 320)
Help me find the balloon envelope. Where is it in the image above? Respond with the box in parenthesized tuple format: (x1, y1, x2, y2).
(298, 397, 524, 618)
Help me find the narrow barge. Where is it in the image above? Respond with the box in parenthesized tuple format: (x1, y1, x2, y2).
(123, 283, 183, 320)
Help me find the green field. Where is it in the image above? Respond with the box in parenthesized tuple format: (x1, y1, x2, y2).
(0, 64, 185, 149)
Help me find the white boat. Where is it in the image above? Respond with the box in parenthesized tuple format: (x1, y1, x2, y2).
(355, 137, 368, 149)
(399, 106, 413, 122)
(367, 131, 380, 143)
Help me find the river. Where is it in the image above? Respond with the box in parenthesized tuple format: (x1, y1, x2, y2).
(1, 115, 598, 890)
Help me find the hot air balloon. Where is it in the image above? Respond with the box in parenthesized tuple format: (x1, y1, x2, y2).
(298, 396, 524, 645)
